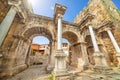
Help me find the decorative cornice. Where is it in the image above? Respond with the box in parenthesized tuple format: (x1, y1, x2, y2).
(54, 3, 67, 24)
(30, 14, 78, 28)
(78, 13, 94, 28)
(96, 20, 114, 34)
(97, 21, 113, 29)
(8, 0, 28, 23)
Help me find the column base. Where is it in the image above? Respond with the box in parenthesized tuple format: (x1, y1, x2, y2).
(93, 52, 108, 67)
(54, 50, 67, 75)
(93, 66, 112, 74)
(77, 58, 89, 71)
(46, 64, 54, 74)
(116, 53, 120, 68)
(93, 52, 112, 73)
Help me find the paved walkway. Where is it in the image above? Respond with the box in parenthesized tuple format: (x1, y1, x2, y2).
(3, 65, 120, 80)
(6, 65, 51, 80)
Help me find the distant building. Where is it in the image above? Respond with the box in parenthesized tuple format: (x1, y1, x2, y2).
(31, 43, 69, 55)
(31, 44, 50, 55)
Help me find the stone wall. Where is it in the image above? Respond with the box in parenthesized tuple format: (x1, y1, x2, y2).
(70, 44, 82, 67)
(74, 0, 120, 67)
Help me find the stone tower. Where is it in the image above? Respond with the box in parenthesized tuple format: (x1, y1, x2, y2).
(75, 0, 120, 67)
(75, 0, 120, 28)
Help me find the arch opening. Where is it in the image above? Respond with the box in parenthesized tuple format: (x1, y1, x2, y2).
(29, 36, 50, 66)
(62, 31, 78, 44)
(23, 27, 53, 42)
(23, 27, 53, 66)
(62, 31, 80, 67)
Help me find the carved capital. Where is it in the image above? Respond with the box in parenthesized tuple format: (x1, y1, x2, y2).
(8, 0, 27, 23)
(8, 0, 21, 10)
(57, 14, 63, 19)
(104, 27, 111, 31)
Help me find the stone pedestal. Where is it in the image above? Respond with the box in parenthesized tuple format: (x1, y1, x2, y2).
(93, 66, 112, 74)
(93, 52, 110, 67)
(116, 53, 120, 68)
(93, 52, 112, 73)
(77, 58, 89, 71)
(54, 50, 67, 75)
(93, 52, 105, 67)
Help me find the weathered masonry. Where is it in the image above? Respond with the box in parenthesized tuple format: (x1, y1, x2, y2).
(0, 0, 120, 78)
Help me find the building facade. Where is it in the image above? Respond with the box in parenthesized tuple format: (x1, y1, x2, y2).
(0, 0, 120, 78)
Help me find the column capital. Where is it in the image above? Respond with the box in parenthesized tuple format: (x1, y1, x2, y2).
(87, 23, 94, 27)
(57, 14, 63, 19)
(8, 0, 21, 10)
(87, 24, 96, 30)
(8, 0, 27, 23)
(104, 27, 111, 31)
(54, 3, 67, 23)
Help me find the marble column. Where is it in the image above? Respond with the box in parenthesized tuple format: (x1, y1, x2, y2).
(89, 26, 100, 52)
(88, 25, 108, 67)
(57, 16, 62, 50)
(107, 29, 120, 67)
(107, 30, 120, 52)
(0, 6, 17, 46)
(54, 14, 67, 75)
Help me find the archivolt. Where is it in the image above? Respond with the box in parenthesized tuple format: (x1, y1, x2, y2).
(23, 27, 53, 41)
(62, 31, 78, 44)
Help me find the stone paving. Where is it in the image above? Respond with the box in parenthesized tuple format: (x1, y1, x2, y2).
(6, 65, 51, 80)
(2, 65, 120, 80)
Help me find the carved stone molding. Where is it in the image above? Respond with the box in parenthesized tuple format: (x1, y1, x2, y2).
(8, 0, 27, 23)
(54, 3, 67, 24)
(96, 21, 114, 34)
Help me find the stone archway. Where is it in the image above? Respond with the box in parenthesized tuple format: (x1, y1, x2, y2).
(62, 31, 81, 67)
(22, 27, 54, 66)
(23, 27, 53, 42)
(62, 31, 78, 44)
(0, 26, 55, 77)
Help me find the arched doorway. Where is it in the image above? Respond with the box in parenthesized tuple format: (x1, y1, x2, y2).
(23, 27, 54, 67)
(0, 27, 55, 76)
(62, 31, 80, 67)
(27, 36, 50, 66)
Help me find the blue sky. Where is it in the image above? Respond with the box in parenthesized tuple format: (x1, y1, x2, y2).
(31, 0, 120, 44)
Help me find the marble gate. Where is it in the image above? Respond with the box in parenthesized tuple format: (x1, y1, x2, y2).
(0, 0, 120, 78)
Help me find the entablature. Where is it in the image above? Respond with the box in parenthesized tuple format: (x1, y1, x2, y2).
(96, 21, 115, 34)
(8, 0, 33, 23)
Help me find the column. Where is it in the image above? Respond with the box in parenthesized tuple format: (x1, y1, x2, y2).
(57, 16, 62, 50)
(107, 30, 120, 53)
(88, 26, 100, 52)
(88, 25, 108, 67)
(54, 14, 67, 75)
(107, 29, 120, 67)
(0, 6, 17, 46)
